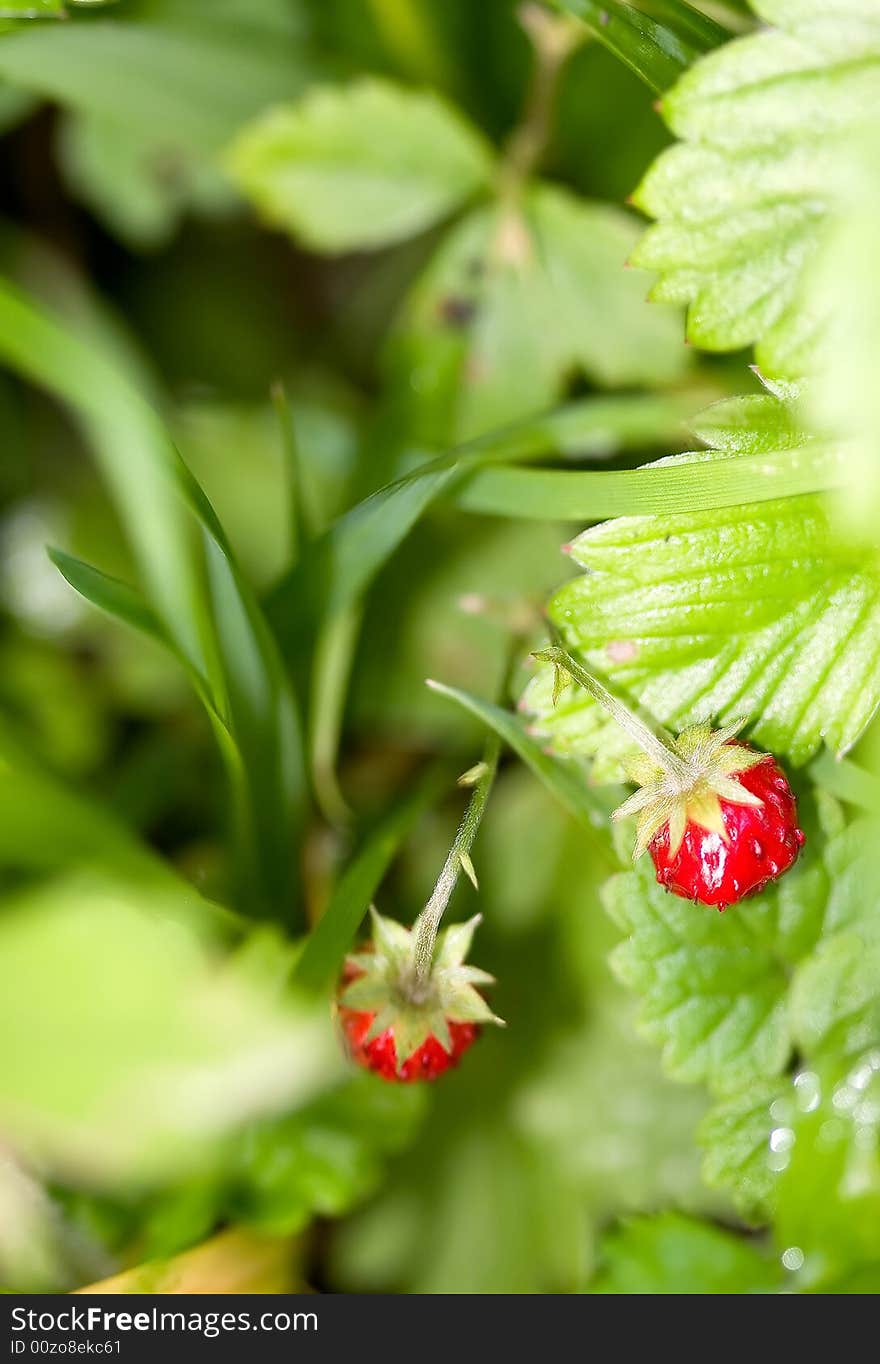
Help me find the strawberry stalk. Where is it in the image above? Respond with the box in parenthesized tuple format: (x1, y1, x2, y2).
(533, 644, 692, 784)
(411, 733, 500, 980)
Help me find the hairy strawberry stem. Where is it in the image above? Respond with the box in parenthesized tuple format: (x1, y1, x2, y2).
(411, 734, 500, 981)
(533, 644, 693, 786)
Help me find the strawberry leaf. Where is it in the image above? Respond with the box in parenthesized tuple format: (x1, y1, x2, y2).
(227, 78, 494, 254)
(524, 393, 877, 772)
(589, 1212, 781, 1293)
(698, 1080, 786, 1222)
(631, 0, 880, 378)
(388, 183, 688, 445)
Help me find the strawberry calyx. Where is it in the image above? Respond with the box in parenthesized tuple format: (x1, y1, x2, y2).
(612, 719, 768, 859)
(533, 644, 788, 864)
(339, 908, 503, 1075)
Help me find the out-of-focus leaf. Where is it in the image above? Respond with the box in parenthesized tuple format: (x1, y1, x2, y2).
(0, 0, 313, 247)
(0, 719, 206, 897)
(58, 111, 233, 252)
(807, 121, 880, 542)
(389, 184, 688, 445)
(228, 77, 493, 253)
(0, 1, 114, 13)
(631, 0, 880, 376)
(232, 1076, 426, 1235)
(74, 1227, 301, 1295)
(776, 1049, 880, 1288)
(0, 876, 342, 1184)
(809, 752, 880, 814)
(588, 1213, 781, 1293)
(515, 1011, 711, 1215)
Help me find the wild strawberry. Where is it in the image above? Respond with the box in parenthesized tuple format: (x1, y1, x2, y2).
(337, 909, 501, 1082)
(535, 646, 805, 911)
(624, 728, 805, 910)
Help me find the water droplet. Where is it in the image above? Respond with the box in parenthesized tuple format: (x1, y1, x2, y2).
(782, 1246, 805, 1272)
(768, 1126, 795, 1171)
(751, 838, 764, 857)
(794, 1070, 820, 1113)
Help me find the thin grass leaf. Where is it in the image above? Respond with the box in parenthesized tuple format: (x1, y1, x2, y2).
(294, 770, 446, 995)
(264, 390, 708, 661)
(454, 443, 844, 520)
(48, 548, 168, 648)
(549, 0, 728, 94)
(0, 274, 306, 921)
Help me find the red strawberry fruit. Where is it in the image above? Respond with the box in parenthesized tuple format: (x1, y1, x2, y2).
(337, 909, 501, 1082)
(338, 1002, 479, 1082)
(645, 741, 804, 909)
(535, 647, 805, 911)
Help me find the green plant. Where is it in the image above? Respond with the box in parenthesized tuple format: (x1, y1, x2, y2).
(0, 0, 878, 1296)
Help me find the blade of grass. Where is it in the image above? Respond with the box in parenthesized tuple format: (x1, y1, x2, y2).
(454, 446, 845, 520)
(548, 0, 728, 93)
(293, 768, 446, 994)
(0, 272, 306, 921)
(271, 380, 316, 568)
(264, 389, 704, 662)
(48, 548, 169, 647)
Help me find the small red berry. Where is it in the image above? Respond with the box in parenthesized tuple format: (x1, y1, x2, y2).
(336, 910, 501, 1083)
(338, 1001, 479, 1082)
(648, 750, 805, 910)
(530, 648, 805, 912)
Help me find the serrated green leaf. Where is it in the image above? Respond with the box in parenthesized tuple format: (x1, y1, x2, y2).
(228, 77, 493, 254)
(589, 1212, 781, 1293)
(389, 183, 688, 444)
(524, 394, 877, 772)
(699, 1080, 785, 1223)
(806, 120, 880, 544)
(602, 811, 837, 1095)
(631, 0, 880, 377)
(605, 864, 788, 1094)
(789, 820, 880, 1059)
